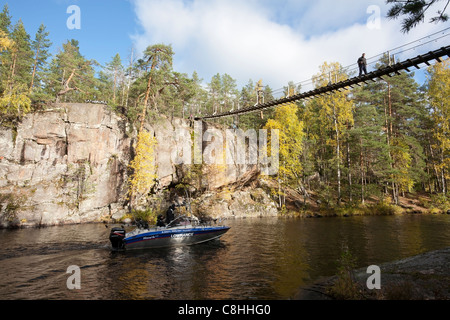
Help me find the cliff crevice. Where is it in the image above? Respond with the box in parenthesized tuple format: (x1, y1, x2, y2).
(0, 103, 278, 228)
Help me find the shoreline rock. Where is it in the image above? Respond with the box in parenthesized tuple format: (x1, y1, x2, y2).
(294, 246, 450, 300)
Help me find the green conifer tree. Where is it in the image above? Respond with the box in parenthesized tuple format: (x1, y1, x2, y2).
(46, 39, 98, 102)
(30, 24, 52, 93)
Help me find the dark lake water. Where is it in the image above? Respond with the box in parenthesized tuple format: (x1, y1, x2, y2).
(0, 214, 449, 300)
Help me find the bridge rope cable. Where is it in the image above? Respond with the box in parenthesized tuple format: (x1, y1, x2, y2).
(196, 44, 450, 120)
(269, 26, 450, 99)
(197, 28, 450, 115)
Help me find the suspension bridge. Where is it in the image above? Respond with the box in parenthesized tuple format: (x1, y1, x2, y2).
(195, 44, 450, 121)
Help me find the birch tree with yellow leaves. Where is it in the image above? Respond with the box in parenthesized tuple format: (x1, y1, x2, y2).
(264, 103, 304, 207)
(128, 130, 158, 209)
(427, 59, 450, 195)
(309, 62, 354, 205)
(0, 30, 13, 52)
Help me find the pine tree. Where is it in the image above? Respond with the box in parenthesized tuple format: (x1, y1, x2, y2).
(382, 59, 426, 201)
(352, 55, 428, 203)
(188, 71, 207, 117)
(104, 53, 124, 105)
(386, 0, 449, 33)
(352, 84, 392, 203)
(138, 43, 174, 132)
(237, 79, 274, 130)
(8, 20, 34, 88)
(152, 70, 189, 118)
(236, 79, 257, 129)
(207, 73, 222, 115)
(46, 39, 98, 102)
(0, 4, 11, 34)
(96, 69, 113, 103)
(205, 73, 240, 126)
(30, 24, 52, 92)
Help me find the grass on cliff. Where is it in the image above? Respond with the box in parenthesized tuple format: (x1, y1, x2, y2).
(120, 208, 159, 225)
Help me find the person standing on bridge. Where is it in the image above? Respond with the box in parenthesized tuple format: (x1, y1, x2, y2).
(358, 53, 368, 76)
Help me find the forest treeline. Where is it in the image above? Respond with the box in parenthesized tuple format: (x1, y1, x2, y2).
(0, 4, 448, 211)
(266, 59, 449, 212)
(0, 4, 269, 130)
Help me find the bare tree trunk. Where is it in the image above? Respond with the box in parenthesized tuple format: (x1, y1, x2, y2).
(347, 133, 352, 202)
(8, 52, 17, 92)
(427, 137, 441, 192)
(30, 46, 40, 90)
(125, 48, 134, 110)
(360, 137, 365, 204)
(333, 104, 341, 205)
(139, 65, 155, 133)
(121, 82, 126, 106)
(57, 68, 76, 97)
(113, 68, 117, 103)
(441, 153, 447, 194)
(384, 83, 397, 204)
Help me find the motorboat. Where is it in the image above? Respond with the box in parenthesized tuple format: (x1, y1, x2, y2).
(109, 215, 230, 250)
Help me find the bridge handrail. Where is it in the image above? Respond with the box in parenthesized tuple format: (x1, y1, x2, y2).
(196, 45, 450, 120)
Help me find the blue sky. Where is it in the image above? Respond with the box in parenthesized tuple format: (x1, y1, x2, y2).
(3, 0, 138, 69)
(3, 0, 449, 90)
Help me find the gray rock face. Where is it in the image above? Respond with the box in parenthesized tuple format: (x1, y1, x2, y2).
(0, 103, 279, 228)
(195, 188, 278, 219)
(0, 103, 130, 227)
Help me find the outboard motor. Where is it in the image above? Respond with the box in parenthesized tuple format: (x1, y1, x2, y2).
(109, 227, 126, 250)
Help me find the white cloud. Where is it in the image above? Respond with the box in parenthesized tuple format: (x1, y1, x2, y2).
(131, 0, 448, 90)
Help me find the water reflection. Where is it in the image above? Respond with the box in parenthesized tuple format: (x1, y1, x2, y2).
(0, 215, 448, 299)
(104, 241, 231, 300)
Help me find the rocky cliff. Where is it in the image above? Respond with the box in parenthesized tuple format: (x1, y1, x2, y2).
(0, 103, 278, 228)
(0, 103, 131, 227)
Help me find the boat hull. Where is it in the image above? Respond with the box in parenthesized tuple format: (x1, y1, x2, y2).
(121, 226, 230, 250)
